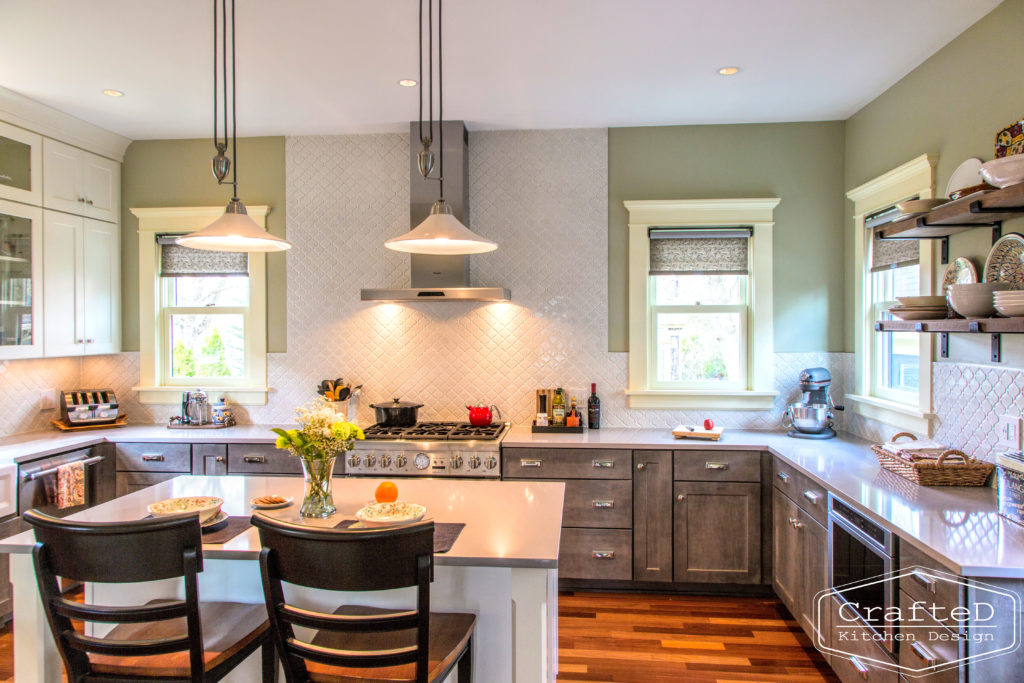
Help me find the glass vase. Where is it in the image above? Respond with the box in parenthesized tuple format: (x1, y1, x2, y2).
(299, 456, 337, 518)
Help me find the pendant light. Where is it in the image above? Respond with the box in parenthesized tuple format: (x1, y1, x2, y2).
(385, 0, 497, 255)
(177, 0, 291, 253)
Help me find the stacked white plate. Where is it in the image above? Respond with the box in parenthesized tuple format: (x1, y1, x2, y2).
(888, 295, 947, 320)
(994, 290, 1024, 317)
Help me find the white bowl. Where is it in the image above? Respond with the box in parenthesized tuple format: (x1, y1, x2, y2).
(980, 155, 1024, 189)
(355, 501, 427, 528)
(995, 302, 1024, 317)
(897, 295, 947, 307)
(148, 496, 223, 524)
(949, 282, 1012, 294)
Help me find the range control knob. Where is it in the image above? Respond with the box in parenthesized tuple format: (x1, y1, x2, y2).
(380, 454, 392, 468)
(485, 455, 498, 470)
(450, 454, 464, 469)
(468, 455, 482, 469)
(396, 454, 408, 468)
(347, 454, 361, 468)
(364, 454, 377, 468)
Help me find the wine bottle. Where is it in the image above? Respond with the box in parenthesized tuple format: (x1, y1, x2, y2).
(552, 388, 566, 426)
(587, 383, 601, 429)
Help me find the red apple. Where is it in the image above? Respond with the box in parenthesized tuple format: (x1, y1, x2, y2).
(703, 418, 714, 431)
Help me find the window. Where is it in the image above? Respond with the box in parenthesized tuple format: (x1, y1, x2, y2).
(131, 207, 269, 405)
(625, 199, 778, 410)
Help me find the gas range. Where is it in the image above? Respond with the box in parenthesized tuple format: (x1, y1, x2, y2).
(347, 421, 508, 478)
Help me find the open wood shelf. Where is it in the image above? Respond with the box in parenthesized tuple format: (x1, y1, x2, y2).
(875, 317, 1024, 333)
(879, 182, 1024, 239)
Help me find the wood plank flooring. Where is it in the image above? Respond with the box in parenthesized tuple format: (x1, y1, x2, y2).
(0, 591, 837, 682)
(556, 591, 839, 682)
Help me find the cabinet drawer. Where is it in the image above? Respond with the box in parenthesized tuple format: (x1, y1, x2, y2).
(773, 457, 828, 526)
(227, 444, 303, 475)
(562, 479, 632, 528)
(502, 448, 631, 480)
(829, 598, 898, 683)
(115, 443, 191, 472)
(116, 471, 179, 498)
(897, 589, 962, 683)
(673, 450, 760, 482)
(558, 528, 632, 580)
(899, 542, 963, 630)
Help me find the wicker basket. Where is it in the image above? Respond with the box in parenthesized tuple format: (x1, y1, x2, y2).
(872, 432, 994, 487)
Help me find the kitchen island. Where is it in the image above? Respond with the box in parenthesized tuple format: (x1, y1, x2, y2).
(0, 475, 565, 683)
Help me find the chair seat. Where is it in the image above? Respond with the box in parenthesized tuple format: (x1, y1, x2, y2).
(305, 605, 475, 683)
(88, 600, 269, 678)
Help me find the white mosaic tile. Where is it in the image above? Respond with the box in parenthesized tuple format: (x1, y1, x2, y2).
(0, 356, 81, 436)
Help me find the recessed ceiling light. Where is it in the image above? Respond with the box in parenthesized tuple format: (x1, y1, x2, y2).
(398, 79, 417, 87)
(717, 67, 740, 76)
(102, 89, 124, 97)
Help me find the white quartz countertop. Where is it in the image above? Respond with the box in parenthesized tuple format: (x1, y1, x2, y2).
(0, 475, 565, 569)
(505, 426, 1024, 579)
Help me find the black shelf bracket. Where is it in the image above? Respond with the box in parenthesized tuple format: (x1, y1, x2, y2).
(914, 216, 998, 230)
(940, 332, 949, 358)
(968, 321, 981, 333)
(994, 223, 1003, 245)
(992, 333, 1002, 363)
(940, 236, 949, 264)
(970, 200, 1024, 216)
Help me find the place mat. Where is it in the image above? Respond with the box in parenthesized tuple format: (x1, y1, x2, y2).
(201, 516, 252, 544)
(332, 520, 465, 553)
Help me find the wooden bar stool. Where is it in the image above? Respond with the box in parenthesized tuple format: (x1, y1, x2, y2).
(24, 509, 276, 683)
(251, 514, 475, 683)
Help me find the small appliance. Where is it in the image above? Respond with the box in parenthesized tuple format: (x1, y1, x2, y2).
(784, 367, 843, 439)
(467, 403, 502, 427)
(58, 389, 120, 427)
(175, 389, 212, 426)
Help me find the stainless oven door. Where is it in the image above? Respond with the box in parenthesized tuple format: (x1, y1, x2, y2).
(17, 446, 115, 518)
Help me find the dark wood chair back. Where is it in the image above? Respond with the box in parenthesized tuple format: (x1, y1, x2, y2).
(23, 509, 207, 682)
(251, 513, 435, 682)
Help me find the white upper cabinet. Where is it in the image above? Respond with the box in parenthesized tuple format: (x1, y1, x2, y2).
(43, 210, 120, 357)
(0, 122, 42, 206)
(0, 199, 43, 359)
(43, 138, 119, 222)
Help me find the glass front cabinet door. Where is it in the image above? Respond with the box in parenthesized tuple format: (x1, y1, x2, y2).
(0, 121, 42, 206)
(0, 200, 43, 358)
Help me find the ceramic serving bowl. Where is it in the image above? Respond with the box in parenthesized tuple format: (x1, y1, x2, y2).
(949, 282, 1012, 294)
(896, 295, 947, 307)
(147, 496, 223, 524)
(980, 155, 1024, 189)
(355, 501, 427, 528)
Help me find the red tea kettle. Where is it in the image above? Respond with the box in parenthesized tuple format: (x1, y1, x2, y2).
(467, 403, 502, 427)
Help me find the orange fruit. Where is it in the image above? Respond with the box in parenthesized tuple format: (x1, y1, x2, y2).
(375, 481, 399, 503)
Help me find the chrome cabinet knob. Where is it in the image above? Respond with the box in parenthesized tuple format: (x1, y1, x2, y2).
(677, 494, 685, 501)
(637, 463, 645, 470)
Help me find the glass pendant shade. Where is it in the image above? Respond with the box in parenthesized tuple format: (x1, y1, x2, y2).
(176, 199, 292, 252)
(385, 200, 497, 255)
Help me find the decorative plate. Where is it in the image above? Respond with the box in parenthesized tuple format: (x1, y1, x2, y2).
(201, 510, 229, 529)
(945, 158, 983, 198)
(251, 495, 294, 510)
(941, 257, 977, 294)
(996, 117, 1024, 158)
(984, 233, 1024, 289)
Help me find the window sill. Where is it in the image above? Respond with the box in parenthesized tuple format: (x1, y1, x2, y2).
(845, 394, 935, 436)
(133, 386, 270, 406)
(625, 389, 778, 411)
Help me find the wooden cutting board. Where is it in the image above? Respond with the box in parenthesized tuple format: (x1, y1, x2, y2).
(672, 424, 725, 441)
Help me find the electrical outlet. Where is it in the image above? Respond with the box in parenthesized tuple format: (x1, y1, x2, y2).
(996, 414, 1022, 452)
(38, 390, 56, 412)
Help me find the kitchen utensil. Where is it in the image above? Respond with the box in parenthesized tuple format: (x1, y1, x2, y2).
(184, 389, 211, 426)
(783, 403, 833, 434)
(984, 233, 1024, 289)
(895, 198, 948, 215)
(980, 155, 1024, 188)
(355, 501, 427, 527)
(784, 368, 843, 439)
(370, 398, 424, 427)
(147, 496, 223, 524)
(949, 182, 996, 201)
(941, 257, 977, 294)
(671, 424, 724, 441)
(335, 386, 351, 401)
(467, 403, 502, 427)
(995, 117, 1024, 158)
(896, 295, 947, 307)
(945, 158, 983, 197)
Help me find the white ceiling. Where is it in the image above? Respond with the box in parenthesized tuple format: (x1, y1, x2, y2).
(0, 0, 1003, 140)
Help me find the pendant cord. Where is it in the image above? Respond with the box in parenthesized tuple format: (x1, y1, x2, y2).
(417, 0, 423, 143)
(427, 0, 433, 145)
(230, 0, 238, 200)
(438, 0, 444, 200)
(213, 0, 218, 150)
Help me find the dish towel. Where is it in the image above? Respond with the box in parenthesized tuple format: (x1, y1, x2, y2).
(56, 461, 86, 509)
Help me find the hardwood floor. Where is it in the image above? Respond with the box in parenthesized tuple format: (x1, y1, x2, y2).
(557, 591, 838, 682)
(0, 591, 837, 682)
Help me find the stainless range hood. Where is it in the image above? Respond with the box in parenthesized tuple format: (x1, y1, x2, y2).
(360, 122, 510, 302)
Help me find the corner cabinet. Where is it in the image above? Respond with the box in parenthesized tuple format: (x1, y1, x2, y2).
(0, 200, 43, 359)
(42, 138, 119, 223)
(42, 210, 120, 356)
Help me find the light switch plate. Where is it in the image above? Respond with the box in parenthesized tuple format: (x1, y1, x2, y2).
(996, 414, 1022, 451)
(38, 390, 56, 411)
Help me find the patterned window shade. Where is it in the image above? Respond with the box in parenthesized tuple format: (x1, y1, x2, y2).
(871, 230, 919, 272)
(158, 236, 248, 277)
(649, 228, 750, 275)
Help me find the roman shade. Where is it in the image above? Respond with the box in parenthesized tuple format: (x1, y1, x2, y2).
(871, 230, 920, 272)
(648, 228, 751, 275)
(158, 235, 248, 277)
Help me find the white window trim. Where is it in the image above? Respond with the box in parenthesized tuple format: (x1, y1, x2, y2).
(130, 206, 270, 405)
(845, 154, 937, 435)
(625, 198, 779, 410)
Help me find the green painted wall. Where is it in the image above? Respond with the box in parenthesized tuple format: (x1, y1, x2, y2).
(844, 0, 1024, 362)
(608, 121, 847, 353)
(120, 136, 287, 352)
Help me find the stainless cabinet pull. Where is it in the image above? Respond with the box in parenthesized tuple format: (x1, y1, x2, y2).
(788, 517, 803, 529)
(85, 338, 95, 344)
(23, 455, 104, 481)
(637, 463, 645, 470)
(520, 459, 542, 468)
(244, 455, 267, 464)
(849, 656, 869, 678)
(705, 462, 729, 470)
(803, 490, 821, 504)
(592, 500, 614, 509)
(591, 550, 615, 559)
(215, 456, 225, 463)
(592, 460, 614, 468)
(141, 454, 164, 462)
(777, 471, 790, 483)
(910, 641, 937, 665)
(912, 569, 937, 592)
(75, 338, 84, 344)
(677, 494, 685, 501)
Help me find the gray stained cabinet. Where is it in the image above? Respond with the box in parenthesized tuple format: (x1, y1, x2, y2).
(633, 450, 672, 581)
(675, 481, 760, 584)
(114, 442, 193, 498)
(772, 486, 829, 647)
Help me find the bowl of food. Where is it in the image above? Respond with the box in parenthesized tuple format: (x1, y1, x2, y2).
(147, 496, 223, 524)
(355, 501, 427, 528)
